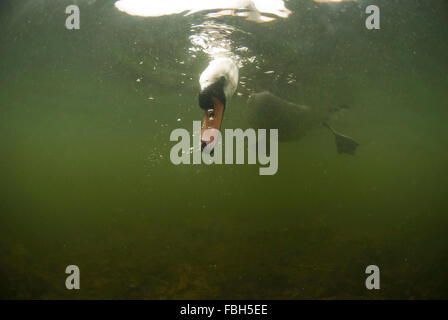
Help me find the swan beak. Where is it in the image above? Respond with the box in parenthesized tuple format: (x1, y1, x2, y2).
(200, 96, 225, 152)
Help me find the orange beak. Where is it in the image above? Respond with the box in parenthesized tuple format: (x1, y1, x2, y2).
(200, 96, 225, 152)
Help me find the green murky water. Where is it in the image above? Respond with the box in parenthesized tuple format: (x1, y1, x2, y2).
(0, 0, 447, 299)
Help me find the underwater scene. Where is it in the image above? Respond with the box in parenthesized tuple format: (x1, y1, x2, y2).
(0, 0, 447, 299)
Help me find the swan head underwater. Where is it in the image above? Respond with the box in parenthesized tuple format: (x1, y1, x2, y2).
(198, 57, 239, 152)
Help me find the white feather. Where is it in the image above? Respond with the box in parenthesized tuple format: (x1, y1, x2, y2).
(199, 58, 239, 104)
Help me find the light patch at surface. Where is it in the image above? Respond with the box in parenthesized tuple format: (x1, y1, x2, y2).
(314, 0, 358, 3)
(114, 0, 291, 22)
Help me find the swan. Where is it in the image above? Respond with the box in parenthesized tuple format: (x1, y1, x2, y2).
(113, 0, 291, 151)
(198, 57, 239, 151)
